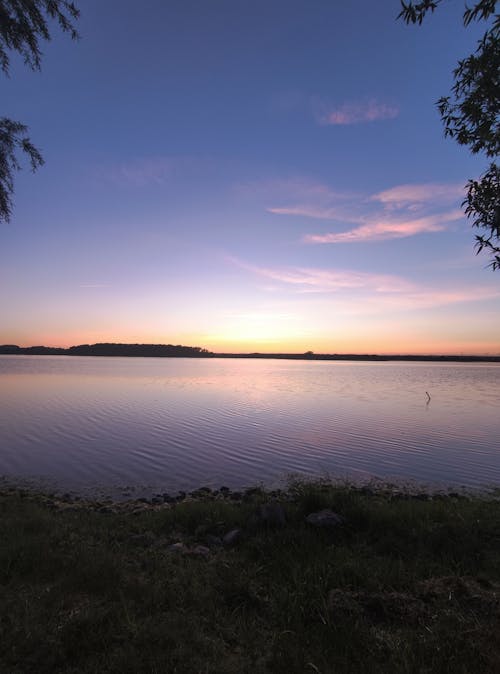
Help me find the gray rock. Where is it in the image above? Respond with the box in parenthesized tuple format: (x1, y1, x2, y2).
(190, 545, 210, 557)
(223, 528, 242, 546)
(306, 509, 345, 528)
(168, 542, 187, 553)
(411, 493, 430, 501)
(98, 505, 114, 514)
(258, 502, 286, 528)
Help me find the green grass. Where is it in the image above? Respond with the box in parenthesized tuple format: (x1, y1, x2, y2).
(1, 482, 499, 673)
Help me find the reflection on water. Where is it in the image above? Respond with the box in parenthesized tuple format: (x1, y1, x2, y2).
(0, 355, 499, 492)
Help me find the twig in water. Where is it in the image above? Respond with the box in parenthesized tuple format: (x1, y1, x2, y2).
(425, 391, 431, 404)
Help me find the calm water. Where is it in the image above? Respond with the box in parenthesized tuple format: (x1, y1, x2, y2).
(0, 355, 499, 494)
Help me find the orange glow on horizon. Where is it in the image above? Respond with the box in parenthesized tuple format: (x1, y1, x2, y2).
(5, 332, 500, 357)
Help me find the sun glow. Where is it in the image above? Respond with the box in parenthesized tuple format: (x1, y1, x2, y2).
(205, 312, 310, 351)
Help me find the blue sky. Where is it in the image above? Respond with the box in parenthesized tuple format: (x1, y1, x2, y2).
(2, 0, 499, 353)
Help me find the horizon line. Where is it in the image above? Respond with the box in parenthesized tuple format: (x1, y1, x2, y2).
(1, 343, 499, 361)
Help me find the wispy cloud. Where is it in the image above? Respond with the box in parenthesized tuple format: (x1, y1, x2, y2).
(266, 177, 465, 244)
(318, 99, 399, 126)
(304, 210, 463, 244)
(106, 157, 176, 187)
(79, 283, 109, 289)
(100, 155, 232, 187)
(372, 182, 465, 210)
(235, 177, 352, 202)
(229, 256, 500, 310)
(229, 256, 415, 294)
(268, 205, 363, 223)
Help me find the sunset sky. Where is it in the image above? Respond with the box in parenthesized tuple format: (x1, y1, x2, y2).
(2, 0, 499, 354)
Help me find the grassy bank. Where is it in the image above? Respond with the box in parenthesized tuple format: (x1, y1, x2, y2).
(1, 482, 499, 673)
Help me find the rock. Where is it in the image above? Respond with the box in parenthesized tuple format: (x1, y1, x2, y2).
(176, 491, 186, 502)
(390, 492, 409, 502)
(131, 507, 148, 515)
(168, 542, 187, 554)
(219, 486, 230, 494)
(205, 534, 223, 547)
(411, 493, 430, 501)
(258, 502, 286, 528)
(98, 505, 114, 514)
(306, 509, 345, 528)
(229, 491, 242, 501)
(151, 497, 163, 505)
(243, 486, 263, 500)
(190, 486, 212, 499)
(223, 528, 242, 546)
(190, 545, 210, 557)
(136, 497, 150, 504)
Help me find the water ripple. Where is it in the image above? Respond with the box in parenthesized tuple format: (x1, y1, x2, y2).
(1, 356, 499, 491)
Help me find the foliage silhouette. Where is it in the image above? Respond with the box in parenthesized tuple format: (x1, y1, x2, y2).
(399, 0, 499, 270)
(0, 0, 79, 222)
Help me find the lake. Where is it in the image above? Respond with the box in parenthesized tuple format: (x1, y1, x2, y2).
(0, 355, 499, 495)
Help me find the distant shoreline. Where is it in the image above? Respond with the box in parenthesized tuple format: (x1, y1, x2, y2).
(1, 343, 499, 363)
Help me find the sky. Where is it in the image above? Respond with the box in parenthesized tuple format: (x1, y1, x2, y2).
(1, 0, 499, 355)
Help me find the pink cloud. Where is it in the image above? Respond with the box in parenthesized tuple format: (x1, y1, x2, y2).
(266, 179, 466, 242)
(267, 205, 363, 223)
(304, 210, 463, 244)
(372, 183, 465, 209)
(369, 287, 500, 311)
(228, 257, 415, 294)
(101, 155, 229, 187)
(319, 99, 399, 126)
(235, 177, 351, 202)
(227, 257, 500, 311)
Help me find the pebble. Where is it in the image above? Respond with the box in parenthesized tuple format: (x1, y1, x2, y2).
(168, 542, 187, 553)
(306, 509, 345, 528)
(223, 528, 242, 546)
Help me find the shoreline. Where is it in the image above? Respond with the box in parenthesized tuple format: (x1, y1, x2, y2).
(1, 476, 497, 513)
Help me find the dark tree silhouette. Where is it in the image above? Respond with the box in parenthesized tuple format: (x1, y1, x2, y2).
(0, 0, 79, 222)
(399, 1, 499, 270)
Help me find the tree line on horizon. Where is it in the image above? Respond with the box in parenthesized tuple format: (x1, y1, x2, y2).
(0, 343, 213, 357)
(1, 343, 499, 362)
